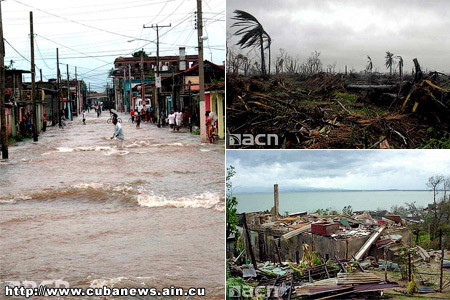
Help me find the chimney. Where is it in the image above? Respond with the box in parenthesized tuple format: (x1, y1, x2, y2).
(179, 47, 186, 71)
(273, 184, 279, 218)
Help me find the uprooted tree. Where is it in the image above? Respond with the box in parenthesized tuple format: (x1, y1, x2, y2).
(226, 50, 450, 149)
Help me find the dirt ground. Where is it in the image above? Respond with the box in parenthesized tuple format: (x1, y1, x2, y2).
(371, 259, 450, 299)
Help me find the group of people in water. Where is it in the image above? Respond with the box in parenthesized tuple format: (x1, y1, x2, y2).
(167, 110, 183, 132)
(130, 107, 155, 127)
(78, 106, 216, 151)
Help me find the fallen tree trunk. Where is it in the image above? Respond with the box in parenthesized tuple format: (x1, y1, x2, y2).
(346, 84, 397, 91)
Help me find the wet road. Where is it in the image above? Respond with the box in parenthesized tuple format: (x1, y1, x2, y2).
(0, 111, 225, 299)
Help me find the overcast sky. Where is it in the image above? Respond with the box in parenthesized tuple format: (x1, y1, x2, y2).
(227, 0, 450, 74)
(2, 0, 225, 91)
(227, 150, 450, 193)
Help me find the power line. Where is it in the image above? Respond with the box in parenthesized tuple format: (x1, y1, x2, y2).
(128, 9, 195, 55)
(7, 43, 224, 62)
(35, 37, 53, 70)
(78, 62, 112, 77)
(12, 0, 157, 43)
(36, 34, 111, 64)
(4, 38, 48, 80)
(7, 47, 208, 62)
(4, 38, 30, 64)
(5, 12, 197, 26)
(5, 0, 161, 13)
(8, 0, 177, 18)
(144, 0, 173, 26)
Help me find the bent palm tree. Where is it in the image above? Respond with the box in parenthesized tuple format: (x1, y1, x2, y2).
(267, 36, 272, 75)
(366, 55, 373, 72)
(396, 55, 403, 79)
(231, 10, 271, 75)
(385, 51, 394, 76)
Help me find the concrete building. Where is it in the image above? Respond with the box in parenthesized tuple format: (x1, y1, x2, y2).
(170, 60, 225, 132)
(0, 72, 86, 140)
(110, 49, 225, 138)
(205, 82, 225, 139)
(111, 48, 198, 113)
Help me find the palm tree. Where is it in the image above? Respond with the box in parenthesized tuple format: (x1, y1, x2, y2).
(385, 51, 394, 76)
(231, 10, 271, 75)
(132, 50, 148, 58)
(366, 56, 373, 73)
(396, 55, 403, 80)
(267, 36, 272, 75)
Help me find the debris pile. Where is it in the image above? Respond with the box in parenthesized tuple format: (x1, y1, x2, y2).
(228, 209, 418, 298)
(227, 62, 450, 148)
(228, 186, 449, 298)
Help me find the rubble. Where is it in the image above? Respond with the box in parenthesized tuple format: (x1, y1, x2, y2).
(229, 209, 412, 298)
(227, 185, 449, 298)
(227, 64, 450, 148)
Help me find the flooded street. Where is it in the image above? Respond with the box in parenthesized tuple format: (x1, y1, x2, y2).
(0, 111, 225, 299)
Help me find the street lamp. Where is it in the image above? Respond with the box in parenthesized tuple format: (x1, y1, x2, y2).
(127, 39, 155, 44)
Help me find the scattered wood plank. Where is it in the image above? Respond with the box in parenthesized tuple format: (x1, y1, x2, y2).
(337, 272, 381, 285)
(416, 245, 431, 262)
(354, 226, 385, 261)
(281, 224, 312, 240)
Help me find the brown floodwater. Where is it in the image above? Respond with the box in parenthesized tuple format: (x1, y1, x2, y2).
(0, 111, 225, 299)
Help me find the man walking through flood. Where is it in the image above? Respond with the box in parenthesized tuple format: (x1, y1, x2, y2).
(168, 110, 175, 131)
(111, 118, 124, 150)
(60, 112, 66, 130)
(135, 112, 141, 129)
(175, 109, 182, 131)
(82, 110, 86, 125)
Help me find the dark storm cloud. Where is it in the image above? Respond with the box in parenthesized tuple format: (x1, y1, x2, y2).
(227, 0, 450, 72)
(226, 150, 450, 192)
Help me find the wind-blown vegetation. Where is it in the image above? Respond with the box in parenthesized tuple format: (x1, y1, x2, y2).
(231, 10, 271, 75)
(227, 10, 450, 149)
(391, 176, 450, 249)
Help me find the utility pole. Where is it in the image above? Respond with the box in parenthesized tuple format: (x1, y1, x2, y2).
(188, 80, 192, 132)
(67, 64, 72, 121)
(39, 69, 42, 82)
(408, 250, 412, 282)
(196, 0, 207, 142)
(56, 48, 61, 125)
(122, 68, 126, 112)
(30, 11, 38, 142)
(75, 66, 78, 114)
(128, 64, 132, 112)
(439, 230, 443, 292)
(0, 0, 8, 158)
(143, 23, 171, 127)
(140, 48, 145, 106)
(171, 69, 175, 113)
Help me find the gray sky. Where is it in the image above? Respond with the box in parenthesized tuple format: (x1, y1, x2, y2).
(2, 0, 225, 91)
(227, 150, 450, 192)
(227, 0, 450, 74)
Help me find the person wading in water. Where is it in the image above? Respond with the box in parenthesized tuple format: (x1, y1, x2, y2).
(111, 118, 124, 150)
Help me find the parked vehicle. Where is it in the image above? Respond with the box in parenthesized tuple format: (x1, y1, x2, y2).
(134, 98, 151, 112)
